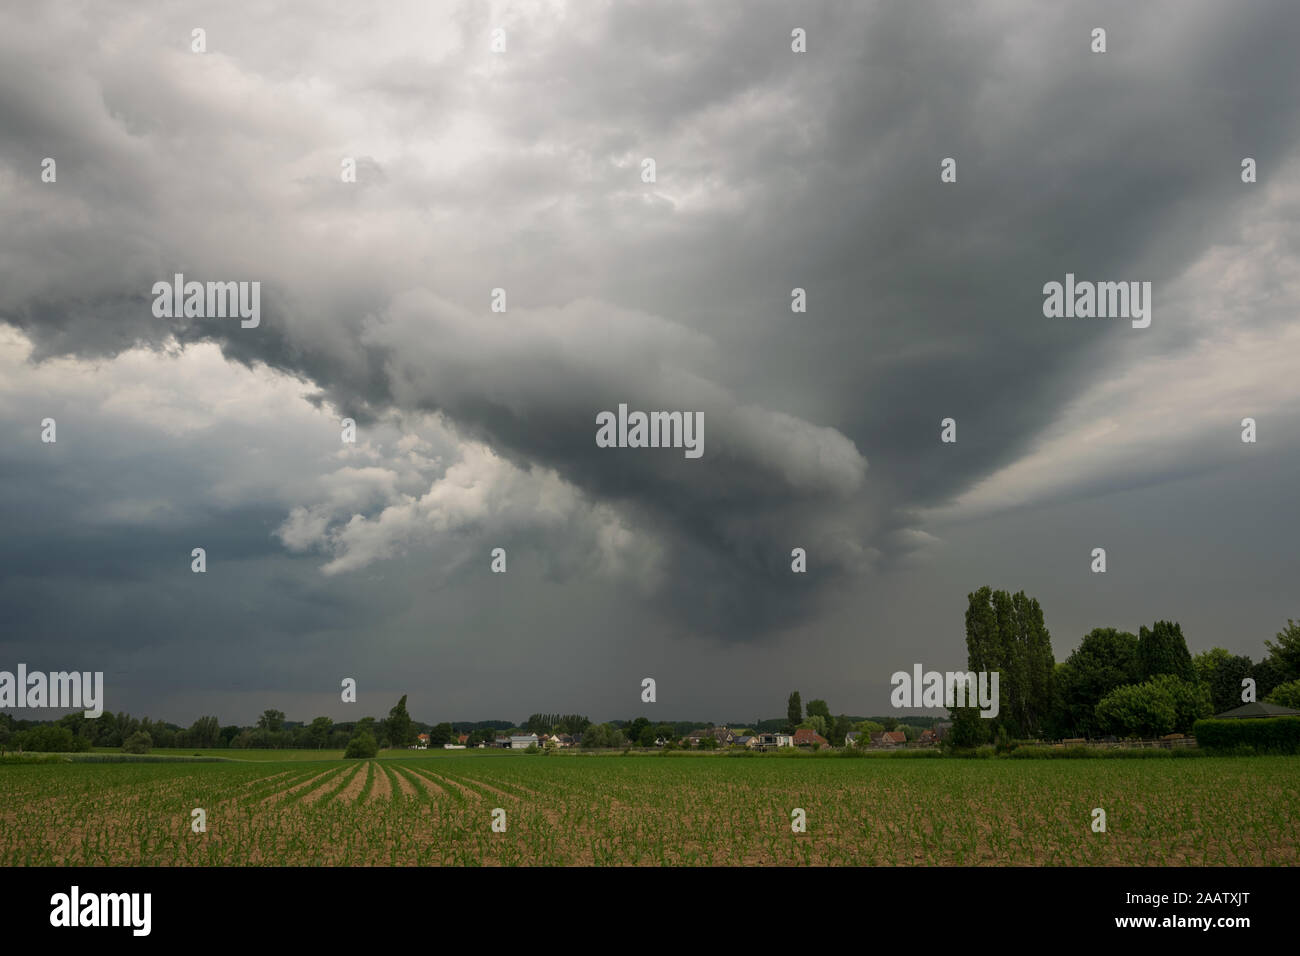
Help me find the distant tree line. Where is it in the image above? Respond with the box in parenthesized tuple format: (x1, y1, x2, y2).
(945, 587, 1300, 747)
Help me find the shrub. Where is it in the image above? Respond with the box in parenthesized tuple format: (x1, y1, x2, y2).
(344, 731, 378, 758)
(14, 725, 92, 753)
(1192, 717, 1300, 755)
(1265, 679, 1300, 710)
(122, 731, 153, 754)
(1095, 675, 1209, 737)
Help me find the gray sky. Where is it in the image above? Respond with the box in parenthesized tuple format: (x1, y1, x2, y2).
(2, 1, 1298, 727)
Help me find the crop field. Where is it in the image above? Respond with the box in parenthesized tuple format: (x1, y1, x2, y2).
(2, 753, 1297, 866)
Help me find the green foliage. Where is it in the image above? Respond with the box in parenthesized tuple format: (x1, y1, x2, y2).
(625, 717, 651, 745)
(1193, 717, 1300, 754)
(805, 699, 831, 723)
(963, 586, 1055, 737)
(383, 695, 415, 750)
(13, 725, 92, 753)
(1251, 656, 1287, 700)
(1136, 621, 1195, 683)
(945, 708, 991, 749)
(637, 725, 657, 747)
(426, 722, 453, 748)
(185, 715, 222, 748)
(1053, 628, 1140, 738)
(257, 710, 286, 733)
(1156, 674, 1214, 732)
(344, 731, 378, 759)
(581, 723, 625, 749)
(122, 731, 153, 755)
(307, 716, 334, 749)
(524, 714, 591, 735)
(1264, 619, 1300, 684)
(1193, 648, 1255, 714)
(786, 691, 802, 732)
(1265, 679, 1300, 710)
(1095, 682, 1175, 738)
(1095, 675, 1209, 738)
(830, 715, 853, 745)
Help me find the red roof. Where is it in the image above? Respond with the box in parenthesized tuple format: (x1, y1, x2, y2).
(883, 731, 906, 744)
(793, 728, 829, 745)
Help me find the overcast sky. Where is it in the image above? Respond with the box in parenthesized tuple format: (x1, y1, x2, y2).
(2, 1, 1298, 727)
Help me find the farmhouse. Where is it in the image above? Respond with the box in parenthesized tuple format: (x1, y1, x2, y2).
(509, 734, 540, 749)
(793, 728, 830, 749)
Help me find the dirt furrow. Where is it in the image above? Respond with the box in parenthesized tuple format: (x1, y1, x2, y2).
(303, 763, 362, 805)
(261, 766, 344, 807)
(389, 765, 416, 798)
(333, 762, 371, 804)
(395, 766, 446, 799)
(365, 762, 392, 803)
(406, 766, 480, 802)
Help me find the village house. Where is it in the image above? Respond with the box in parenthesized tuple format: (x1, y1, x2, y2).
(793, 728, 830, 749)
(757, 732, 794, 751)
(414, 733, 430, 750)
(685, 727, 737, 747)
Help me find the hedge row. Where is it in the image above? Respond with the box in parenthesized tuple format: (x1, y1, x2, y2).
(1193, 717, 1300, 754)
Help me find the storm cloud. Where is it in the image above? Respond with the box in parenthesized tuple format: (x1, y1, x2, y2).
(2, 1, 1298, 723)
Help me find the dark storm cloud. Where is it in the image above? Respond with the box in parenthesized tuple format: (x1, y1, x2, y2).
(1, 0, 1298, 705)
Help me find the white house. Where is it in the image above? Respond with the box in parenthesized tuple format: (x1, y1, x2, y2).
(509, 734, 540, 749)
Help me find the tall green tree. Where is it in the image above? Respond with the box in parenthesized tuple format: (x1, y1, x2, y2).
(805, 699, 831, 723)
(625, 717, 651, 745)
(187, 715, 221, 748)
(384, 695, 415, 749)
(427, 722, 453, 747)
(257, 709, 286, 733)
(786, 692, 802, 732)
(307, 716, 334, 749)
(1137, 621, 1195, 682)
(962, 587, 1056, 736)
(1193, 648, 1255, 713)
(1053, 628, 1140, 737)
(1264, 619, 1300, 683)
(830, 715, 853, 746)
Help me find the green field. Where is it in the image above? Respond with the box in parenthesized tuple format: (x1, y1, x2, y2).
(2, 751, 1296, 865)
